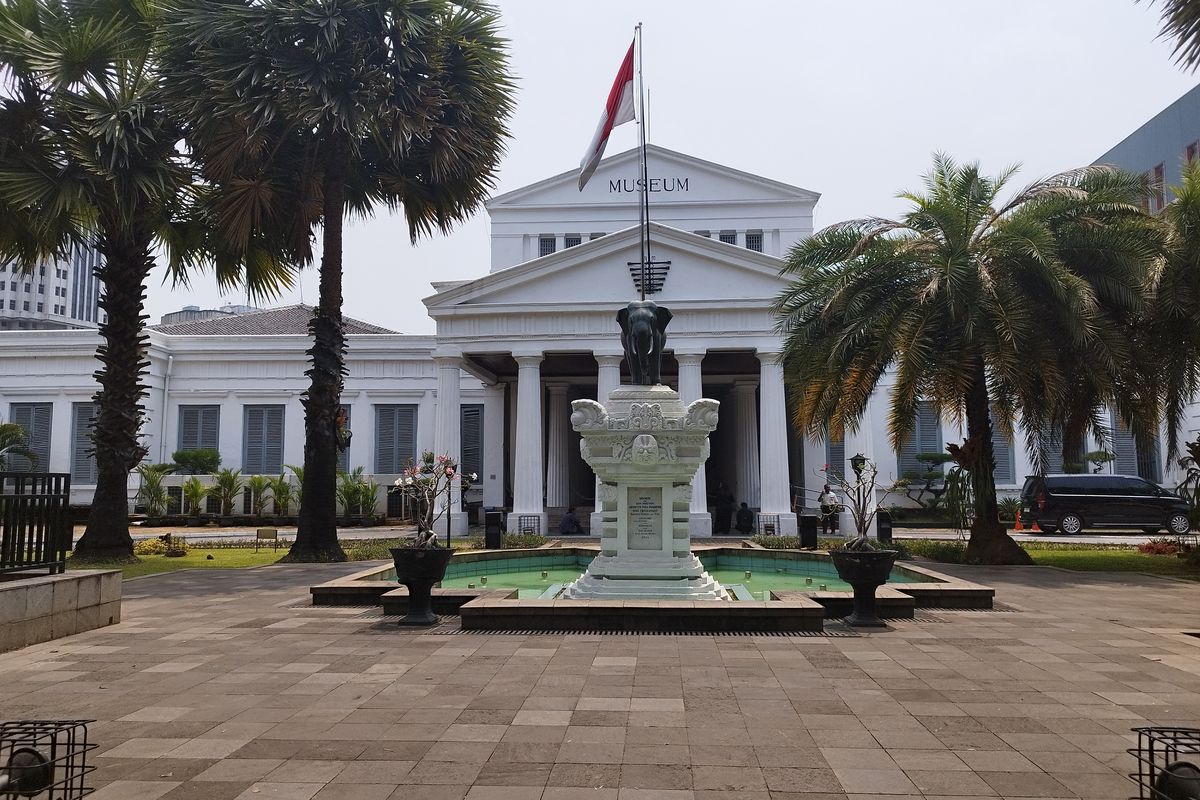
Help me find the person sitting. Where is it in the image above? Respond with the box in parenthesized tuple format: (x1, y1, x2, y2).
(818, 484, 840, 535)
(557, 507, 582, 535)
(734, 502, 754, 534)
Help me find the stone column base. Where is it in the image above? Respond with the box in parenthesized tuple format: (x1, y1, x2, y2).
(507, 511, 548, 538)
(763, 512, 799, 538)
(688, 512, 712, 538)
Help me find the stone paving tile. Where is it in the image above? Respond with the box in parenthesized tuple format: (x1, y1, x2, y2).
(6, 562, 1200, 799)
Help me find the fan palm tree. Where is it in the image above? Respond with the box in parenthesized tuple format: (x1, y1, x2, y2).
(775, 157, 1160, 564)
(162, 0, 515, 561)
(0, 421, 36, 470)
(0, 0, 296, 559)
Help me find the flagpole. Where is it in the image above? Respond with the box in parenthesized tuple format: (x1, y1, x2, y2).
(635, 22, 649, 302)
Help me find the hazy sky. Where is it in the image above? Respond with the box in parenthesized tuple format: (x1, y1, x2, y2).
(145, 0, 1200, 334)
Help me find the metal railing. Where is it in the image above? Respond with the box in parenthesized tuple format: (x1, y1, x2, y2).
(0, 473, 72, 576)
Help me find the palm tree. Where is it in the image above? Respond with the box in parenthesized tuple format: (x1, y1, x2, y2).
(1147, 158, 1200, 459)
(1147, 0, 1200, 70)
(0, 421, 36, 470)
(775, 157, 1160, 564)
(163, 0, 515, 561)
(0, 0, 295, 559)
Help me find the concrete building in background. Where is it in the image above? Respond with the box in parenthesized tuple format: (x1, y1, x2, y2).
(0, 240, 105, 331)
(1094, 83, 1200, 212)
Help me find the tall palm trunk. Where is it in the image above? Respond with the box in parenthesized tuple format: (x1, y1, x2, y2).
(964, 355, 1033, 565)
(73, 225, 155, 560)
(287, 134, 349, 562)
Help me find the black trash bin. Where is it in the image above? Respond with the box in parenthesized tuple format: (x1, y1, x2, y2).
(484, 511, 503, 550)
(799, 514, 819, 550)
(875, 510, 893, 544)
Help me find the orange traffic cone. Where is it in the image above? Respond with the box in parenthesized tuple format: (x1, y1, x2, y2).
(1030, 519, 1040, 532)
(1014, 510, 1024, 532)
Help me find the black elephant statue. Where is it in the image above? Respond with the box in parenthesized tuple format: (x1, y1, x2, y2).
(617, 301, 672, 385)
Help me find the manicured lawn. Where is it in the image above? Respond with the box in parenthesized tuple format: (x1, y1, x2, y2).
(69, 548, 286, 579)
(1025, 547, 1198, 580)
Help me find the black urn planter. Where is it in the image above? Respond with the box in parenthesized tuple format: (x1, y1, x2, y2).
(829, 548, 899, 627)
(390, 547, 453, 626)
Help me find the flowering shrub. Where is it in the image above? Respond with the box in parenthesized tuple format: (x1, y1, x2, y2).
(391, 451, 476, 548)
(1138, 538, 1185, 556)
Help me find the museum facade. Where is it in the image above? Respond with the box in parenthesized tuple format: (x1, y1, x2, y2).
(0, 145, 1174, 533)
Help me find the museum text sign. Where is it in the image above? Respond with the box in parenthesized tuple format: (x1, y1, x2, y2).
(609, 177, 690, 194)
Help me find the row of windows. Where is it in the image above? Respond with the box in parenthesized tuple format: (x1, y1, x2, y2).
(535, 229, 766, 256)
(175, 403, 485, 478)
(822, 401, 1161, 484)
(537, 233, 606, 257)
(8, 402, 485, 483)
(0, 265, 59, 276)
(693, 230, 765, 253)
(3, 300, 64, 313)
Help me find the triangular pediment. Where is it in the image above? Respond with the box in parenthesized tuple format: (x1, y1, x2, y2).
(486, 144, 819, 209)
(425, 223, 791, 312)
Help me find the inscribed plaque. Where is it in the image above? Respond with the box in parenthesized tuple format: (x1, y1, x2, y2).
(626, 487, 663, 550)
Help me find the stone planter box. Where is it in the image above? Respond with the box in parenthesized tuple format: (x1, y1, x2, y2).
(0, 569, 122, 653)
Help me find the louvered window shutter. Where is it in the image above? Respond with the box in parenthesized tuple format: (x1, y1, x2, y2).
(71, 402, 99, 482)
(179, 405, 220, 451)
(396, 406, 416, 470)
(917, 402, 941, 455)
(9, 402, 52, 472)
(376, 406, 396, 473)
(825, 435, 845, 482)
(199, 406, 219, 450)
(263, 406, 283, 474)
(1110, 410, 1138, 476)
(460, 405, 483, 479)
(991, 426, 1014, 484)
(337, 405, 351, 473)
(243, 405, 284, 474)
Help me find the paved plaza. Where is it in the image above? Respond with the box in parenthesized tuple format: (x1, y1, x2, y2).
(1, 561, 1198, 799)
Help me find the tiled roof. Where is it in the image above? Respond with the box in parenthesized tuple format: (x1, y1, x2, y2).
(151, 305, 396, 335)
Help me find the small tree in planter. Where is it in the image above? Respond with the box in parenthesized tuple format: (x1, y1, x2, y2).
(269, 473, 295, 519)
(135, 463, 172, 521)
(387, 452, 476, 626)
(825, 455, 898, 628)
(181, 476, 208, 523)
(210, 468, 244, 522)
(245, 474, 271, 519)
(392, 452, 476, 547)
(1084, 450, 1115, 474)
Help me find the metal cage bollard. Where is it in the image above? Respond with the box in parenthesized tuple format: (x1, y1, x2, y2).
(1127, 726, 1200, 799)
(0, 720, 96, 798)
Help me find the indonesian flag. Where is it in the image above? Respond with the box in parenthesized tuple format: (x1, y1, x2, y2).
(578, 40, 636, 190)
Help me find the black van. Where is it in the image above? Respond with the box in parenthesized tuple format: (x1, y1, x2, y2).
(1019, 474, 1190, 535)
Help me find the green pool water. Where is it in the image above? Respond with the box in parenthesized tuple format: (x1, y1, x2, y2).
(374, 552, 918, 600)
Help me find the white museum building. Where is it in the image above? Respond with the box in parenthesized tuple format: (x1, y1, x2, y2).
(0, 145, 1179, 534)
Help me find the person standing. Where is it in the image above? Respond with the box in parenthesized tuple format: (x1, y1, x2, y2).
(818, 484, 840, 535)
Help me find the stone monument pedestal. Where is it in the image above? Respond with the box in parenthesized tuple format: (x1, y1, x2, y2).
(564, 385, 729, 601)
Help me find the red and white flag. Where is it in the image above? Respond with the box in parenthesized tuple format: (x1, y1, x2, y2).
(578, 40, 636, 191)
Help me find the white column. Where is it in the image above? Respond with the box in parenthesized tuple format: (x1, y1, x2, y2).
(757, 351, 798, 536)
(734, 380, 761, 509)
(545, 383, 570, 508)
(675, 351, 712, 537)
(509, 353, 547, 535)
(592, 353, 623, 533)
(434, 354, 467, 535)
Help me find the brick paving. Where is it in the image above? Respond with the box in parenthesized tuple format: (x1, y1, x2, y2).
(1, 562, 1198, 799)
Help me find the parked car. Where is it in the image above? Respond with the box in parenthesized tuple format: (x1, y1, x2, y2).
(1019, 474, 1190, 536)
